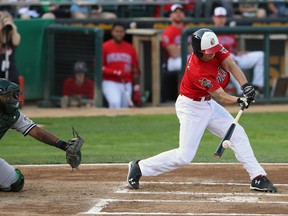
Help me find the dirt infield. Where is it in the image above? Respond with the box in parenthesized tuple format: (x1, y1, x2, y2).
(0, 164, 287, 216)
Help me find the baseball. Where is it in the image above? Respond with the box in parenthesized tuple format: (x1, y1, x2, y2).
(222, 140, 232, 149)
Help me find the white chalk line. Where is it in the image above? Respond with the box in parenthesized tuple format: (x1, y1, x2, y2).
(139, 181, 288, 187)
(82, 182, 288, 215)
(81, 198, 288, 215)
(15, 162, 288, 167)
(116, 187, 288, 197)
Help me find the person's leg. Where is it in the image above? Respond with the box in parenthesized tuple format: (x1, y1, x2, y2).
(167, 57, 181, 72)
(102, 80, 122, 108)
(234, 51, 264, 88)
(0, 158, 24, 192)
(206, 101, 266, 180)
(138, 95, 213, 176)
(121, 82, 132, 108)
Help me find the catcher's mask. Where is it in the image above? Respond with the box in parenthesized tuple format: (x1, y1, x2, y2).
(0, 78, 22, 114)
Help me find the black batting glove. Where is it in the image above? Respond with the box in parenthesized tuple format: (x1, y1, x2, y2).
(237, 97, 255, 109)
(241, 83, 256, 99)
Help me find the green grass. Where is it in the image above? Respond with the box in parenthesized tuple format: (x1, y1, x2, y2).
(1, 112, 288, 165)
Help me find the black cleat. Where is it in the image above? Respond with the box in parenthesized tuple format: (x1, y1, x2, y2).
(127, 160, 142, 189)
(250, 175, 277, 193)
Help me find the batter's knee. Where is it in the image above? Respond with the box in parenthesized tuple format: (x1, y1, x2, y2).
(177, 150, 195, 165)
(256, 51, 264, 59)
(10, 169, 25, 192)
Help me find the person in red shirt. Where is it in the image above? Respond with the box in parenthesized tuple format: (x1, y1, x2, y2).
(162, 4, 188, 72)
(127, 28, 277, 193)
(102, 23, 141, 108)
(212, 7, 264, 96)
(61, 61, 95, 108)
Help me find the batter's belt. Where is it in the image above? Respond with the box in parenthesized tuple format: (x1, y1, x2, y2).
(180, 94, 211, 102)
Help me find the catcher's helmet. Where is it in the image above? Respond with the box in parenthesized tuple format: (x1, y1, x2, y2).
(73, 61, 88, 73)
(0, 78, 21, 113)
(191, 28, 222, 59)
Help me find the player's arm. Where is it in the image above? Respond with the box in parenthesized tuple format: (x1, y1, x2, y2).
(27, 126, 66, 150)
(165, 44, 181, 58)
(209, 87, 238, 105)
(222, 55, 248, 87)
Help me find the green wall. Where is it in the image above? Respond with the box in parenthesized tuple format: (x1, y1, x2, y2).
(15, 19, 55, 100)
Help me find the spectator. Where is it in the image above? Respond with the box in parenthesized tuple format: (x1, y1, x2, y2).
(61, 61, 95, 108)
(0, 10, 20, 84)
(40, 0, 71, 19)
(161, 4, 191, 101)
(213, 7, 264, 95)
(70, 3, 89, 19)
(194, 0, 234, 18)
(234, 0, 266, 18)
(90, 5, 117, 19)
(70, 3, 117, 20)
(153, 2, 196, 17)
(0, 78, 83, 192)
(267, 1, 288, 17)
(102, 23, 141, 109)
(161, 4, 189, 73)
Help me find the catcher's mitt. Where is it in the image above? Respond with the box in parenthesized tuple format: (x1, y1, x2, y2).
(66, 127, 84, 169)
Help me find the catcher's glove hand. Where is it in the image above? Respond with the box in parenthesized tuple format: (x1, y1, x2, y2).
(66, 127, 84, 169)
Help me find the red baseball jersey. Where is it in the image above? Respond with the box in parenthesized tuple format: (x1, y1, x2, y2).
(162, 24, 186, 58)
(180, 46, 230, 99)
(62, 77, 94, 99)
(102, 39, 140, 83)
(217, 34, 238, 54)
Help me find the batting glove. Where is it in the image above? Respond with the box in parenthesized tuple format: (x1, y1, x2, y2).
(241, 83, 256, 99)
(237, 97, 254, 109)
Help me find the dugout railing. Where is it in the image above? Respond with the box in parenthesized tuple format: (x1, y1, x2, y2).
(40, 24, 104, 107)
(181, 26, 288, 103)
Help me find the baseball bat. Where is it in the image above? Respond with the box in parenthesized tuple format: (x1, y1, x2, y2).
(214, 106, 245, 158)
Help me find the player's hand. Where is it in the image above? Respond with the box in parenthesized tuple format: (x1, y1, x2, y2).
(133, 84, 142, 107)
(114, 70, 125, 79)
(237, 97, 254, 109)
(241, 83, 256, 99)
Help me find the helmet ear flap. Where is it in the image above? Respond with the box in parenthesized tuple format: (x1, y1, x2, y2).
(194, 51, 203, 59)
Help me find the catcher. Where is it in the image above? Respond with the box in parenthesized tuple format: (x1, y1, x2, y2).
(0, 78, 84, 192)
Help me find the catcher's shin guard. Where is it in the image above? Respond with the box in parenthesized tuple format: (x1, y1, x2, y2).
(10, 169, 25, 192)
(0, 168, 24, 192)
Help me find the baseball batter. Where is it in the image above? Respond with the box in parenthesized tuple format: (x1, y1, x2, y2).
(0, 78, 83, 192)
(127, 28, 277, 193)
(102, 23, 141, 108)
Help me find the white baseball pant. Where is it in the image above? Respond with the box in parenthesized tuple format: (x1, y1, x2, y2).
(139, 95, 266, 180)
(102, 80, 132, 109)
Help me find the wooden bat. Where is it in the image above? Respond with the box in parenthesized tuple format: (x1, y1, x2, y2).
(214, 106, 245, 158)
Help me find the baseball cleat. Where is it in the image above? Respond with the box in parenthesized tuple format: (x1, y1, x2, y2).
(127, 160, 142, 189)
(250, 175, 277, 193)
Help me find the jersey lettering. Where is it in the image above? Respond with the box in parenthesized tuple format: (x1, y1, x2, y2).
(107, 53, 132, 64)
(216, 66, 227, 83)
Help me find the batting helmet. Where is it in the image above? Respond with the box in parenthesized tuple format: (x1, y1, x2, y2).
(191, 28, 222, 59)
